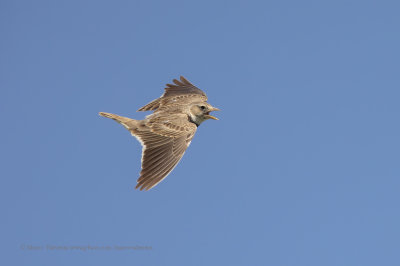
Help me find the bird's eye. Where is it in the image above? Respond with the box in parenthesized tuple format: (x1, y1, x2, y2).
(200, 106, 206, 110)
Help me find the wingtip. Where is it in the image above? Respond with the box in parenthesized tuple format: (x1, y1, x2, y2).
(180, 76, 192, 85)
(135, 182, 146, 191)
(173, 78, 184, 86)
(134, 181, 155, 191)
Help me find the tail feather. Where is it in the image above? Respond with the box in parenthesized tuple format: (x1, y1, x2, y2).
(99, 112, 138, 130)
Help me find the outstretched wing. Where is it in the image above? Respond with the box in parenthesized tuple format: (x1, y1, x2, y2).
(131, 116, 197, 190)
(138, 76, 207, 112)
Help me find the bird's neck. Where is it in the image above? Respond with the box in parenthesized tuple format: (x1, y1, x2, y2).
(188, 114, 204, 127)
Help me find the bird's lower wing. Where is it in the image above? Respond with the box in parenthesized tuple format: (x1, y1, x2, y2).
(132, 123, 196, 191)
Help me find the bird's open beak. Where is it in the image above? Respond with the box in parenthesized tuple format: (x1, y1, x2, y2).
(205, 114, 219, 120)
(205, 107, 220, 120)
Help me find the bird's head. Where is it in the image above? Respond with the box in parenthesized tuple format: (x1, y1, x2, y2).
(188, 102, 220, 126)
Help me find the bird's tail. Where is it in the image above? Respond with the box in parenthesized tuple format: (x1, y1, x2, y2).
(99, 112, 139, 130)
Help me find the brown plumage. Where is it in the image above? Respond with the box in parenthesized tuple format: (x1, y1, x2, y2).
(99, 76, 219, 191)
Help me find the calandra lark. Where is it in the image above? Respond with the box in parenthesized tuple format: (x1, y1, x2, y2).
(99, 76, 219, 191)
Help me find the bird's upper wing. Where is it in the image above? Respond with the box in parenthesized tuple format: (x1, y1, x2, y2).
(131, 114, 197, 190)
(138, 76, 207, 112)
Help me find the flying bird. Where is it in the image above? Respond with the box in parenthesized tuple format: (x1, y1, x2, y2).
(99, 76, 220, 191)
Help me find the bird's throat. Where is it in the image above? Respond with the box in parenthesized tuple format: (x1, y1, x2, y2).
(188, 114, 201, 127)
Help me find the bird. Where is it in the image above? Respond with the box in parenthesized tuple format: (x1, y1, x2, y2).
(99, 76, 220, 191)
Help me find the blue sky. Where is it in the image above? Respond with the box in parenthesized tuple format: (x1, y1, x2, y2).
(1, 0, 400, 265)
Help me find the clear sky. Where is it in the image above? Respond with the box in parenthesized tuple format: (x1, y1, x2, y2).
(1, 0, 400, 265)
